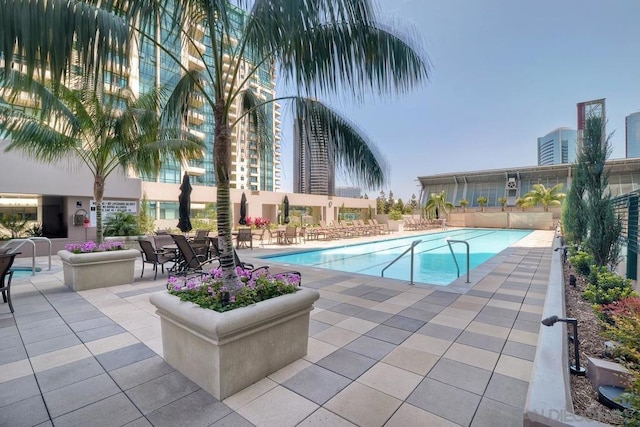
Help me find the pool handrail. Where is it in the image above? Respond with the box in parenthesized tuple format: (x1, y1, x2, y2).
(446, 237, 470, 283)
(1, 237, 52, 275)
(381, 240, 422, 285)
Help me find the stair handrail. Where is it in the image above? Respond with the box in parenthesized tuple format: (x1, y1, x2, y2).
(381, 240, 421, 285)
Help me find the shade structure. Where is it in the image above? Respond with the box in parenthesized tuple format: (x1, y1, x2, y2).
(283, 195, 290, 224)
(239, 192, 247, 225)
(177, 173, 192, 233)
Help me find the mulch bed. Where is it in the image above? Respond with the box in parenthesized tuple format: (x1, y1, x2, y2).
(563, 262, 626, 425)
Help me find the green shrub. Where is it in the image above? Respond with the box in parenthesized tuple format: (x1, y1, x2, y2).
(103, 212, 140, 237)
(388, 210, 403, 220)
(583, 266, 637, 305)
(569, 250, 593, 276)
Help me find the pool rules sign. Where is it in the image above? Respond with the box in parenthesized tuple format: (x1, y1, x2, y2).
(89, 200, 138, 227)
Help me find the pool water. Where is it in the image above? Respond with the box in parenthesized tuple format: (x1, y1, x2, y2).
(262, 228, 532, 285)
(10, 267, 42, 278)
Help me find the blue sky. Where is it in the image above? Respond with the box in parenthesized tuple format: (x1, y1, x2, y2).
(277, 0, 640, 202)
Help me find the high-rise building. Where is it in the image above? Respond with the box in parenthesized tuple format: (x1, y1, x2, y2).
(537, 127, 577, 165)
(626, 112, 640, 158)
(135, 5, 281, 193)
(577, 98, 606, 152)
(293, 114, 335, 196)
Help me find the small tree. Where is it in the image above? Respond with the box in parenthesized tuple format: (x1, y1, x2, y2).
(425, 191, 454, 219)
(138, 193, 156, 235)
(516, 197, 530, 211)
(580, 116, 622, 268)
(563, 160, 587, 245)
(409, 194, 419, 210)
(477, 196, 488, 212)
(523, 183, 565, 212)
(459, 199, 468, 212)
(498, 197, 507, 212)
(0, 214, 28, 238)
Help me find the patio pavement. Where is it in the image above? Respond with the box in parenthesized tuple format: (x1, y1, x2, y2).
(0, 228, 554, 426)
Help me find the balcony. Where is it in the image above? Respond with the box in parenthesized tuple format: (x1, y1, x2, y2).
(188, 128, 206, 141)
(188, 55, 205, 71)
(187, 111, 205, 125)
(184, 165, 205, 176)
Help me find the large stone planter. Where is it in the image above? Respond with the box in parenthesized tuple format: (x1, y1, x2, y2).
(58, 249, 139, 291)
(150, 288, 320, 400)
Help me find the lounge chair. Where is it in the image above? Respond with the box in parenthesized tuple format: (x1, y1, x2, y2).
(0, 252, 19, 313)
(138, 239, 175, 280)
(170, 234, 219, 276)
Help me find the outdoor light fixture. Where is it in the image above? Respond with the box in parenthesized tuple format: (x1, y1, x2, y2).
(541, 315, 586, 375)
(553, 245, 568, 264)
(569, 274, 576, 287)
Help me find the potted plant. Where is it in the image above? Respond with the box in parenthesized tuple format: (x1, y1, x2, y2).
(149, 268, 319, 400)
(459, 199, 468, 212)
(477, 196, 488, 212)
(386, 209, 404, 232)
(58, 241, 139, 291)
(498, 197, 507, 212)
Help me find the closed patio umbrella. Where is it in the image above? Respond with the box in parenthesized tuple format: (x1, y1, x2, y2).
(283, 195, 290, 224)
(239, 192, 247, 225)
(177, 172, 192, 233)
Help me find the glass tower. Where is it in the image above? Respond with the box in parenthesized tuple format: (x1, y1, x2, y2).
(626, 112, 640, 159)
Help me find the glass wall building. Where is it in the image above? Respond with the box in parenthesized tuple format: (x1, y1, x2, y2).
(626, 112, 640, 158)
(537, 127, 577, 165)
(293, 114, 336, 196)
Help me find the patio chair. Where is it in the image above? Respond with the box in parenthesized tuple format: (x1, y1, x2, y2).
(283, 226, 297, 244)
(210, 237, 302, 283)
(0, 252, 19, 313)
(236, 228, 253, 249)
(170, 234, 220, 276)
(153, 234, 174, 251)
(252, 228, 270, 247)
(138, 239, 175, 280)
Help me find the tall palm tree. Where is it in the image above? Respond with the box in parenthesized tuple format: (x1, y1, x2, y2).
(425, 191, 454, 219)
(523, 183, 566, 212)
(1, 0, 430, 294)
(127, 0, 430, 293)
(0, 72, 204, 243)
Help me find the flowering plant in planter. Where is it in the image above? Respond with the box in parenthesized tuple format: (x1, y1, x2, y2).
(64, 241, 125, 254)
(168, 267, 300, 313)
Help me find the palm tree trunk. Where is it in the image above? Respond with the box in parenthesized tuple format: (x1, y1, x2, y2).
(214, 100, 242, 294)
(94, 176, 105, 244)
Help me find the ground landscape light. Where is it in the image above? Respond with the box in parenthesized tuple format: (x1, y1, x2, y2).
(541, 315, 586, 375)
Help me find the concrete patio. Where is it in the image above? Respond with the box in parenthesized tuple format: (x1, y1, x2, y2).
(0, 229, 554, 426)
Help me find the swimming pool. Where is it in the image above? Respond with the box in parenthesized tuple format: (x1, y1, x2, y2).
(10, 267, 42, 278)
(262, 228, 532, 285)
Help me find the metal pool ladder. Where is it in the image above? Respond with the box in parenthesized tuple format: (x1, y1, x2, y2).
(446, 237, 470, 283)
(381, 240, 421, 285)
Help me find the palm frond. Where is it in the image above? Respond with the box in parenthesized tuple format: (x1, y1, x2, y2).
(294, 97, 388, 189)
(0, 0, 130, 89)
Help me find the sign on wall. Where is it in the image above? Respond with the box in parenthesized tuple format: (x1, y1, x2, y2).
(89, 200, 138, 227)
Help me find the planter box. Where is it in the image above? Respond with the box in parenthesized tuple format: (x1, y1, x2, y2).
(387, 220, 404, 232)
(150, 288, 320, 400)
(105, 235, 143, 250)
(58, 249, 139, 291)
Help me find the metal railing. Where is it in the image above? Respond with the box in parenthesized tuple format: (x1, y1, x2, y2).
(446, 238, 470, 283)
(1, 237, 52, 275)
(381, 240, 421, 285)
